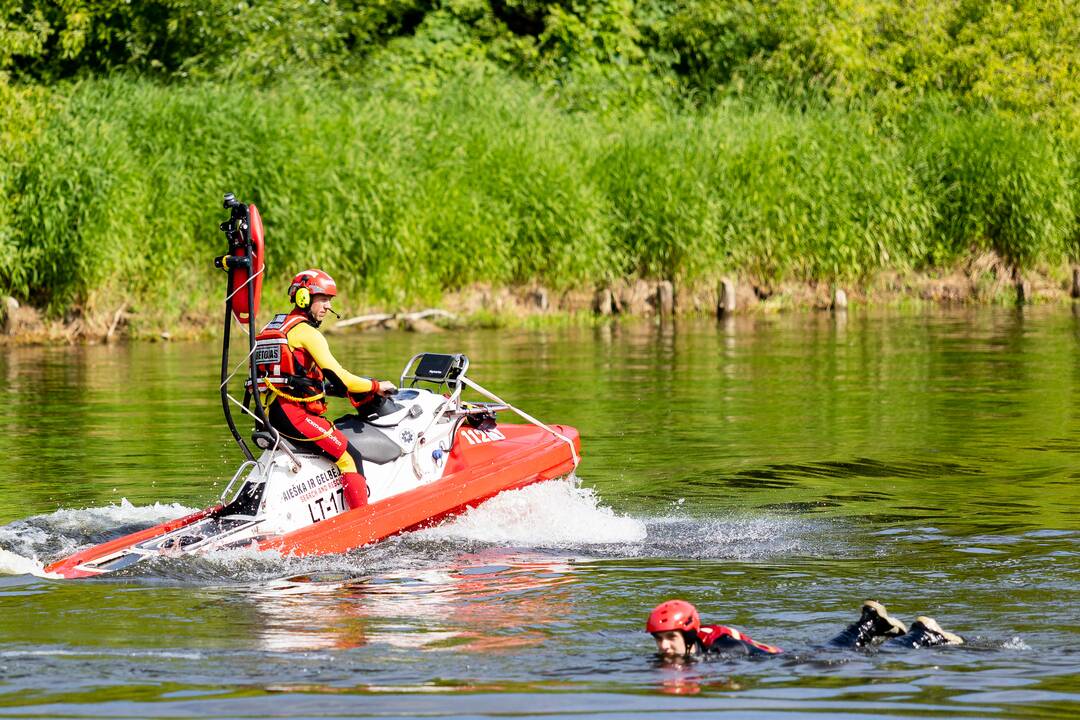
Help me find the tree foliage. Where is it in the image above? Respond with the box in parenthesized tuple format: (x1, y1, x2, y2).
(3, 1, 1077, 129)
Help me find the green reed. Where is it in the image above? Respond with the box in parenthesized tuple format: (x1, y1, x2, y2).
(591, 105, 935, 282)
(0, 74, 1077, 321)
(903, 107, 1077, 270)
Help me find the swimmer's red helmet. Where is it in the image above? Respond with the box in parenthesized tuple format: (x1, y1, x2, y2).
(646, 600, 701, 634)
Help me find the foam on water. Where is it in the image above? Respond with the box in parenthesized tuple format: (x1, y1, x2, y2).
(415, 480, 648, 546)
(1001, 636, 1031, 651)
(42, 498, 194, 533)
(409, 481, 835, 560)
(638, 513, 834, 560)
(0, 547, 59, 578)
(0, 498, 196, 564)
(126, 545, 293, 584)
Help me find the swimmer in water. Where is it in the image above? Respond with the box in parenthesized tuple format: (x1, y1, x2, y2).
(647, 599, 963, 659)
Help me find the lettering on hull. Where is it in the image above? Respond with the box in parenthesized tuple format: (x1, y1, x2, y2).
(308, 487, 347, 523)
(461, 427, 506, 445)
(280, 467, 341, 504)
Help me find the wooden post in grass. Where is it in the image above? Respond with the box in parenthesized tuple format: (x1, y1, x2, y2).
(717, 278, 736, 318)
(656, 281, 674, 316)
(832, 287, 848, 312)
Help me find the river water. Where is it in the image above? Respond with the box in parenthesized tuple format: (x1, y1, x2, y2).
(0, 307, 1077, 718)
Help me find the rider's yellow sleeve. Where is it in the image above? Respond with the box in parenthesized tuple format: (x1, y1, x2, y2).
(286, 322, 377, 394)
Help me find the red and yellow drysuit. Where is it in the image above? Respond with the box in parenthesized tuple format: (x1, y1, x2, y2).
(253, 309, 380, 509)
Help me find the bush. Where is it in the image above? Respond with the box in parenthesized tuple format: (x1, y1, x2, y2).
(660, 0, 1080, 135)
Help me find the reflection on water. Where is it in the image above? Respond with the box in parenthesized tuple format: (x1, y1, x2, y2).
(245, 552, 576, 654)
(1, 307, 1079, 717)
(245, 575, 372, 653)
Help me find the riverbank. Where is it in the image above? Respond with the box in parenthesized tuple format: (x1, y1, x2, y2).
(3, 253, 1077, 345)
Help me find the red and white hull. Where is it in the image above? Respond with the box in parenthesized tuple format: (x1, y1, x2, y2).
(269, 422, 579, 557)
(45, 421, 580, 579)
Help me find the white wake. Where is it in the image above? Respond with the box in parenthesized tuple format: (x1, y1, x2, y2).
(415, 479, 647, 546)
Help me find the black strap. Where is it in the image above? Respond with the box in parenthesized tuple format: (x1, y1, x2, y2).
(285, 375, 324, 395)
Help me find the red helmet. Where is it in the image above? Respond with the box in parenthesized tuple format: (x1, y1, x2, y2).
(646, 600, 700, 634)
(288, 269, 337, 308)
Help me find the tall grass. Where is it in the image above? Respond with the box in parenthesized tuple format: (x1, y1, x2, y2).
(592, 106, 934, 281)
(903, 109, 1077, 269)
(1, 74, 1077, 319)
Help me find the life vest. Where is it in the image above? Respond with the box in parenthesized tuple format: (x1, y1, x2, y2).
(698, 625, 782, 655)
(248, 312, 326, 406)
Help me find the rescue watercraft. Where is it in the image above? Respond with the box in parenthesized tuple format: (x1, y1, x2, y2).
(45, 195, 581, 579)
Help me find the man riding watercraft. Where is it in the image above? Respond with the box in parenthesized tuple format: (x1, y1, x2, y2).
(42, 197, 582, 579)
(647, 599, 964, 660)
(253, 268, 396, 509)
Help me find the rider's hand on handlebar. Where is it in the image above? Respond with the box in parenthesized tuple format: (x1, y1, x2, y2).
(376, 380, 397, 396)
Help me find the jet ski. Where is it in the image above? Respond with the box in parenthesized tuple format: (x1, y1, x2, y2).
(45, 195, 581, 579)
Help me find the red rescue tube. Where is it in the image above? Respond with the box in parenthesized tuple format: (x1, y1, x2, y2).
(227, 204, 264, 324)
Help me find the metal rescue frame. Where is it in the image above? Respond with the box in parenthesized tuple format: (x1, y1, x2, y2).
(213, 194, 299, 505)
